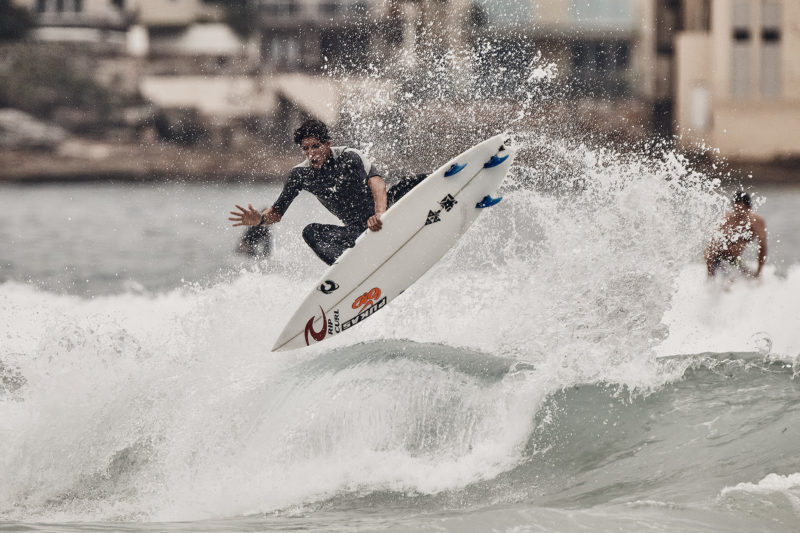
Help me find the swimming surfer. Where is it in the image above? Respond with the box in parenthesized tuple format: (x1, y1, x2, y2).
(704, 191, 767, 278)
(229, 119, 424, 265)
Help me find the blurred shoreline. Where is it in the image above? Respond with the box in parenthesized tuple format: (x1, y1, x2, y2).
(0, 139, 296, 184)
(1, 139, 798, 185)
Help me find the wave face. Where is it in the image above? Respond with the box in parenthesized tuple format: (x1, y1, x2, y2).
(3, 48, 800, 533)
(2, 162, 799, 530)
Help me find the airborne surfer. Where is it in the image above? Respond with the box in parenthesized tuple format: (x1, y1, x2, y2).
(229, 119, 424, 265)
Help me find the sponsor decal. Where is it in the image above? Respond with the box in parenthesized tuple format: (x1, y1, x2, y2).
(318, 280, 339, 294)
(327, 309, 340, 335)
(304, 306, 327, 345)
(439, 194, 458, 212)
(425, 209, 441, 225)
(342, 297, 387, 331)
(352, 287, 382, 312)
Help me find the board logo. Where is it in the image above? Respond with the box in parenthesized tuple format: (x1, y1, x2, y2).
(318, 280, 339, 294)
(342, 297, 387, 331)
(439, 194, 457, 212)
(327, 309, 340, 335)
(353, 287, 381, 312)
(304, 306, 327, 345)
(425, 209, 441, 225)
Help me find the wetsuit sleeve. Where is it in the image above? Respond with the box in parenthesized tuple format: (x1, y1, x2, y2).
(345, 149, 381, 179)
(271, 170, 303, 215)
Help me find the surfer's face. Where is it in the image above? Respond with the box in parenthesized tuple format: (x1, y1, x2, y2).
(300, 137, 331, 169)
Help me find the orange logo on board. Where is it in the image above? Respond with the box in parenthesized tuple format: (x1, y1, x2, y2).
(352, 288, 381, 312)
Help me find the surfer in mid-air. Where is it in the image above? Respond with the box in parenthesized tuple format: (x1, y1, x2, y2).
(704, 191, 767, 278)
(230, 119, 423, 265)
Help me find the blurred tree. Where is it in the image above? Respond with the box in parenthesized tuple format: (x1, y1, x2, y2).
(0, 45, 126, 133)
(0, 0, 34, 41)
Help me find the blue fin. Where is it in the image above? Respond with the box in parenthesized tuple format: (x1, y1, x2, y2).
(483, 153, 509, 168)
(476, 195, 502, 208)
(444, 163, 466, 177)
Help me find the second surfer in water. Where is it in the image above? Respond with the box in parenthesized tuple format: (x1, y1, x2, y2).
(704, 191, 767, 278)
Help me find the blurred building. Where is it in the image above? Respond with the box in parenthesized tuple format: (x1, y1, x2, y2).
(12, 0, 134, 46)
(255, 0, 661, 136)
(256, 0, 655, 97)
(674, 0, 800, 161)
(256, 0, 386, 72)
(11, 0, 799, 162)
(13, 0, 250, 62)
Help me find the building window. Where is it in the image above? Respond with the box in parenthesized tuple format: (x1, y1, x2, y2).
(570, 0, 635, 30)
(321, 28, 369, 73)
(474, 0, 532, 26)
(761, 0, 781, 98)
(731, 0, 750, 98)
(271, 36, 299, 69)
(319, 2, 339, 17)
(570, 40, 631, 97)
(262, 0, 299, 17)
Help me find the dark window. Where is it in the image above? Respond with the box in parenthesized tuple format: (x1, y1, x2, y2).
(321, 28, 369, 73)
(319, 2, 338, 15)
(262, 1, 299, 17)
(733, 28, 750, 41)
(569, 40, 631, 98)
(762, 28, 780, 42)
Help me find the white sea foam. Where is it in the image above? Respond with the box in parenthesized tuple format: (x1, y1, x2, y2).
(656, 265, 800, 359)
(718, 472, 800, 521)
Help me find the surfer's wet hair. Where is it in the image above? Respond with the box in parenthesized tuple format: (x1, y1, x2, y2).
(734, 191, 752, 208)
(294, 119, 330, 145)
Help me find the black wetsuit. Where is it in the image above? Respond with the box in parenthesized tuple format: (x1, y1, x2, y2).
(272, 147, 425, 265)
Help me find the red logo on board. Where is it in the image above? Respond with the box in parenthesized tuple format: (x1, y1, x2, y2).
(304, 306, 327, 345)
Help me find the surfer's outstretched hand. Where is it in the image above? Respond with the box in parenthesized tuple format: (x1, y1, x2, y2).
(229, 204, 261, 227)
(367, 212, 383, 232)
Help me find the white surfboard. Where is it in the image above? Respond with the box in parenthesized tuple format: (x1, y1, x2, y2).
(272, 134, 516, 351)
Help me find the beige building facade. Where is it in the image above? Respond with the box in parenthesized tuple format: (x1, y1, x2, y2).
(675, 0, 800, 160)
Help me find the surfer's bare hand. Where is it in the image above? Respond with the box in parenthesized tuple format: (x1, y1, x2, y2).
(229, 204, 261, 227)
(368, 213, 383, 232)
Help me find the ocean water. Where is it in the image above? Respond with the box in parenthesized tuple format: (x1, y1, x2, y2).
(1, 143, 799, 532)
(3, 42, 800, 532)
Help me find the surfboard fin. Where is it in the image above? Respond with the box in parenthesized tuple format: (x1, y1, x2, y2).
(484, 153, 509, 168)
(444, 163, 466, 177)
(476, 195, 502, 208)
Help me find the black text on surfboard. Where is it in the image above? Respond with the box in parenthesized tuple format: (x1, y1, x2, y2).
(341, 297, 387, 332)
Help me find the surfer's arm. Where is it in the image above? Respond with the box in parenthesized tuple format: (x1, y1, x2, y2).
(367, 175, 387, 231)
(753, 217, 768, 277)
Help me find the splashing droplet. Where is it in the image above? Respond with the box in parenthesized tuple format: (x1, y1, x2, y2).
(750, 331, 772, 355)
